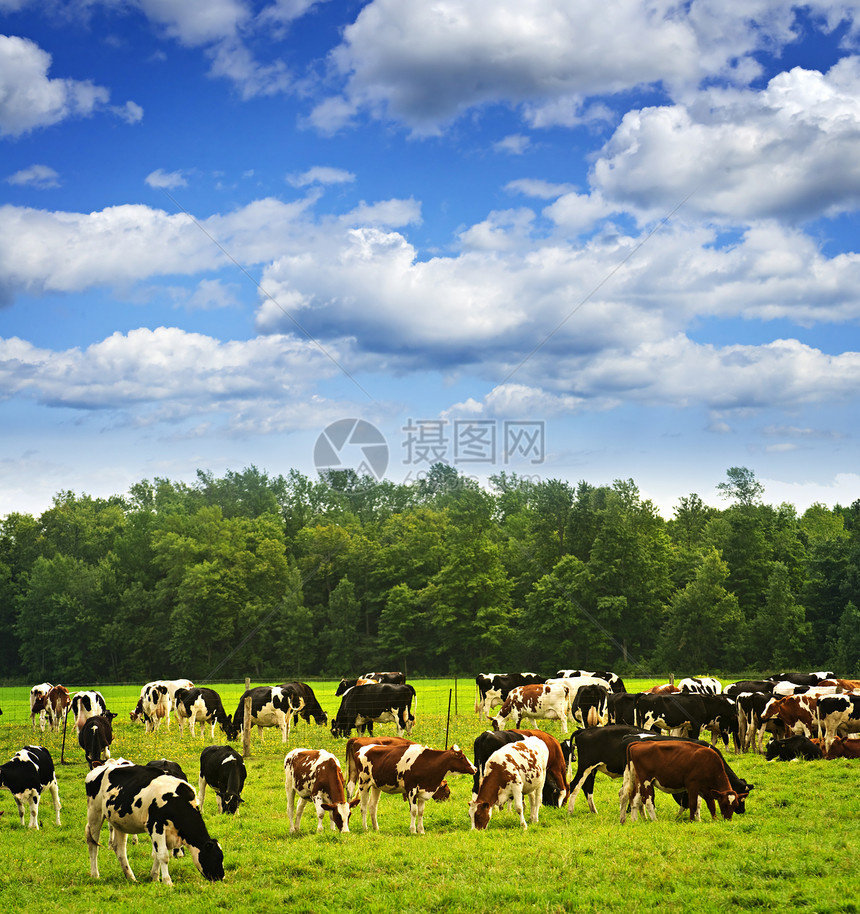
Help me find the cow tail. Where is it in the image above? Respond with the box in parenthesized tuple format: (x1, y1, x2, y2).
(411, 686, 417, 714)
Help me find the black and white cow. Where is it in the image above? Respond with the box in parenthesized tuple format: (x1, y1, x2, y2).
(817, 694, 860, 750)
(571, 683, 610, 727)
(71, 691, 116, 735)
(768, 671, 834, 688)
(280, 681, 328, 727)
(635, 692, 711, 739)
(146, 759, 189, 781)
(474, 672, 547, 719)
(174, 687, 238, 740)
(85, 758, 224, 884)
(679, 677, 723, 695)
(232, 685, 305, 743)
(79, 715, 114, 769)
(607, 692, 640, 726)
(331, 683, 416, 738)
(130, 681, 171, 732)
(557, 670, 627, 693)
(0, 746, 61, 829)
(198, 745, 247, 815)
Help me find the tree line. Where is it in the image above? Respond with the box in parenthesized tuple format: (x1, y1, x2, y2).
(1, 463, 858, 685)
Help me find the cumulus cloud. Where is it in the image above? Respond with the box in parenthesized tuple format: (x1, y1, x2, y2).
(593, 59, 860, 223)
(314, 0, 859, 134)
(0, 327, 342, 431)
(145, 168, 188, 189)
(0, 34, 110, 136)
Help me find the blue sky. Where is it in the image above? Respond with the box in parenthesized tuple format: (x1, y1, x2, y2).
(2, 0, 860, 518)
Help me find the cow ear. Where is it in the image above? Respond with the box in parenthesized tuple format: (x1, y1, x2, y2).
(349, 797, 361, 808)
(321, 802, 336, 811)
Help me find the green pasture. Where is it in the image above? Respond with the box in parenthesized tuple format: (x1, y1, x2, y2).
(0, 679, 859, 914)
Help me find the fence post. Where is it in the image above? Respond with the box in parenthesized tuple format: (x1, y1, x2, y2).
(243, 676, 252, 759)
(445, 689, 452, 749)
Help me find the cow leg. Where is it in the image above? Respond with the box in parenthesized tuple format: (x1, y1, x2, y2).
(293, 796, 309, 833)
(197, 776, 207, 812)
(368, 787, 382, 831)
(528, 782, 542, 825)
(149, 833, 173, 885)
(512, 786, 527, 829)
(85, 815, 104, 878)
(410, 794, 426, 835)
(46, 777, 61, 826)
(112, 830, 137, 882)
(568, 767, 599, 814)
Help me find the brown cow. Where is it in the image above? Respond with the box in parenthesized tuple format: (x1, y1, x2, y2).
(822, 736, 860, 760)
(620, 739, 747, 822)
(354, 743, 476, 833)
(44, 685, 70, 732)
(757, 695, 818, 752)
(284, 748, 359, 833)
(644, 683, 681, 694)
(492, 683, 571, 733)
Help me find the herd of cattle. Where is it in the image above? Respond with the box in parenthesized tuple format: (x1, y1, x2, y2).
(2, 667, 859, 884)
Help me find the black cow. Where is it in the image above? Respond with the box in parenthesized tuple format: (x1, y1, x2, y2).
(174, 687, 238, 740)
(766, 735, 823, 761)
(86, 759, 224, 884)
(331, 683, 416, 738)
(232, 685, 304, 743)
(608, 692, 640, 725)
(471, 730, 564, 807)
(198, 745, 247, 815)
(474, 672, 547, 719)
(280, 681, 328, 726)
(146, 759, 189, 781)
(79, 715, 114, 769)
(571, 684, 610, 727)
(0, 745, 61, 829)
(768, 671, 834, 687)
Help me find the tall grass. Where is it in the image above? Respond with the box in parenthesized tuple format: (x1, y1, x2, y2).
(1, 680, 859, 913)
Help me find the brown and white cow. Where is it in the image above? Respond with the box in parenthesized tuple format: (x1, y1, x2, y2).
(821, 736, 860, 759)
(620, 739, 747, 822)
(45, 685, 70, 732)
(29, 683, 53, 732)
(474, 673, 547, 719)
(756, 694, 818, 752)
(354, 743, 476, 834)
(470, 736, 550, 830)
(492, 683, 571, 733)
(284, 748, 359, 833)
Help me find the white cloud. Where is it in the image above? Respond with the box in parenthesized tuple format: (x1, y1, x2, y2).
(145, 168, 188, 189)
(287, 166, 356, 187)
(494, 134, 531, 155)
(0, 34, 110, 136)
(505, 178, 576, 200)
(593, 59, 860, 222)
(112, 100, 144, 123)
(6, 164, 60, 189)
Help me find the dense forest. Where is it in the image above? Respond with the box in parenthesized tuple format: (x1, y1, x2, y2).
(1, 464, 859, 685)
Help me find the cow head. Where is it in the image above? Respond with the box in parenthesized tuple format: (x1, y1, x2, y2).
(432, 781, 451, 802)
(322, 796, 360, 832)
(222, 714, 239, 742)
(715, 790, 748, 820)
(193, 839, 225, 882)
(447, 746, 478, 777)
(470, 799, 493, 830)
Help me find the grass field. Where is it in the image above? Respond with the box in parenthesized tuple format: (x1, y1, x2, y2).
(1, 679, 859, 913)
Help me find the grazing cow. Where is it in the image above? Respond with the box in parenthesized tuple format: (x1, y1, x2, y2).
(354, 743, 476, 834)
(79, 715, 114, 769)
(817, 694, 860, 750)
(284, 748, 359, 833)
(821, 736, 860, 760)
(29, 683, 53, 732)
(331, 683, 416, 739)
(557, 670, 627, 693)
(71, 691, 116, 735)
(335, 671, 406, 696)
(735, 691, 780, 753)
(679, 677, 723, 695)
(470, 736, 549, 830)
(724, 680, 775, 698)
(620, 740, 747, 822)
(474, 672, 547, 719)
(198, 745, 247, 815)
(765, 735, 823, 761)
(280, 681, 328, 727)
(86, 758, 224, 884)
(571, 684, 610, 728)
(130, 681, 171, 733)
(492, 682, 571, 733)
(146, 759, 189, 781)
(0, 746, 61, 829)
(174, 687, 237, 740)
(472, 729, 568, 809)
(232, 685, 305, 743)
